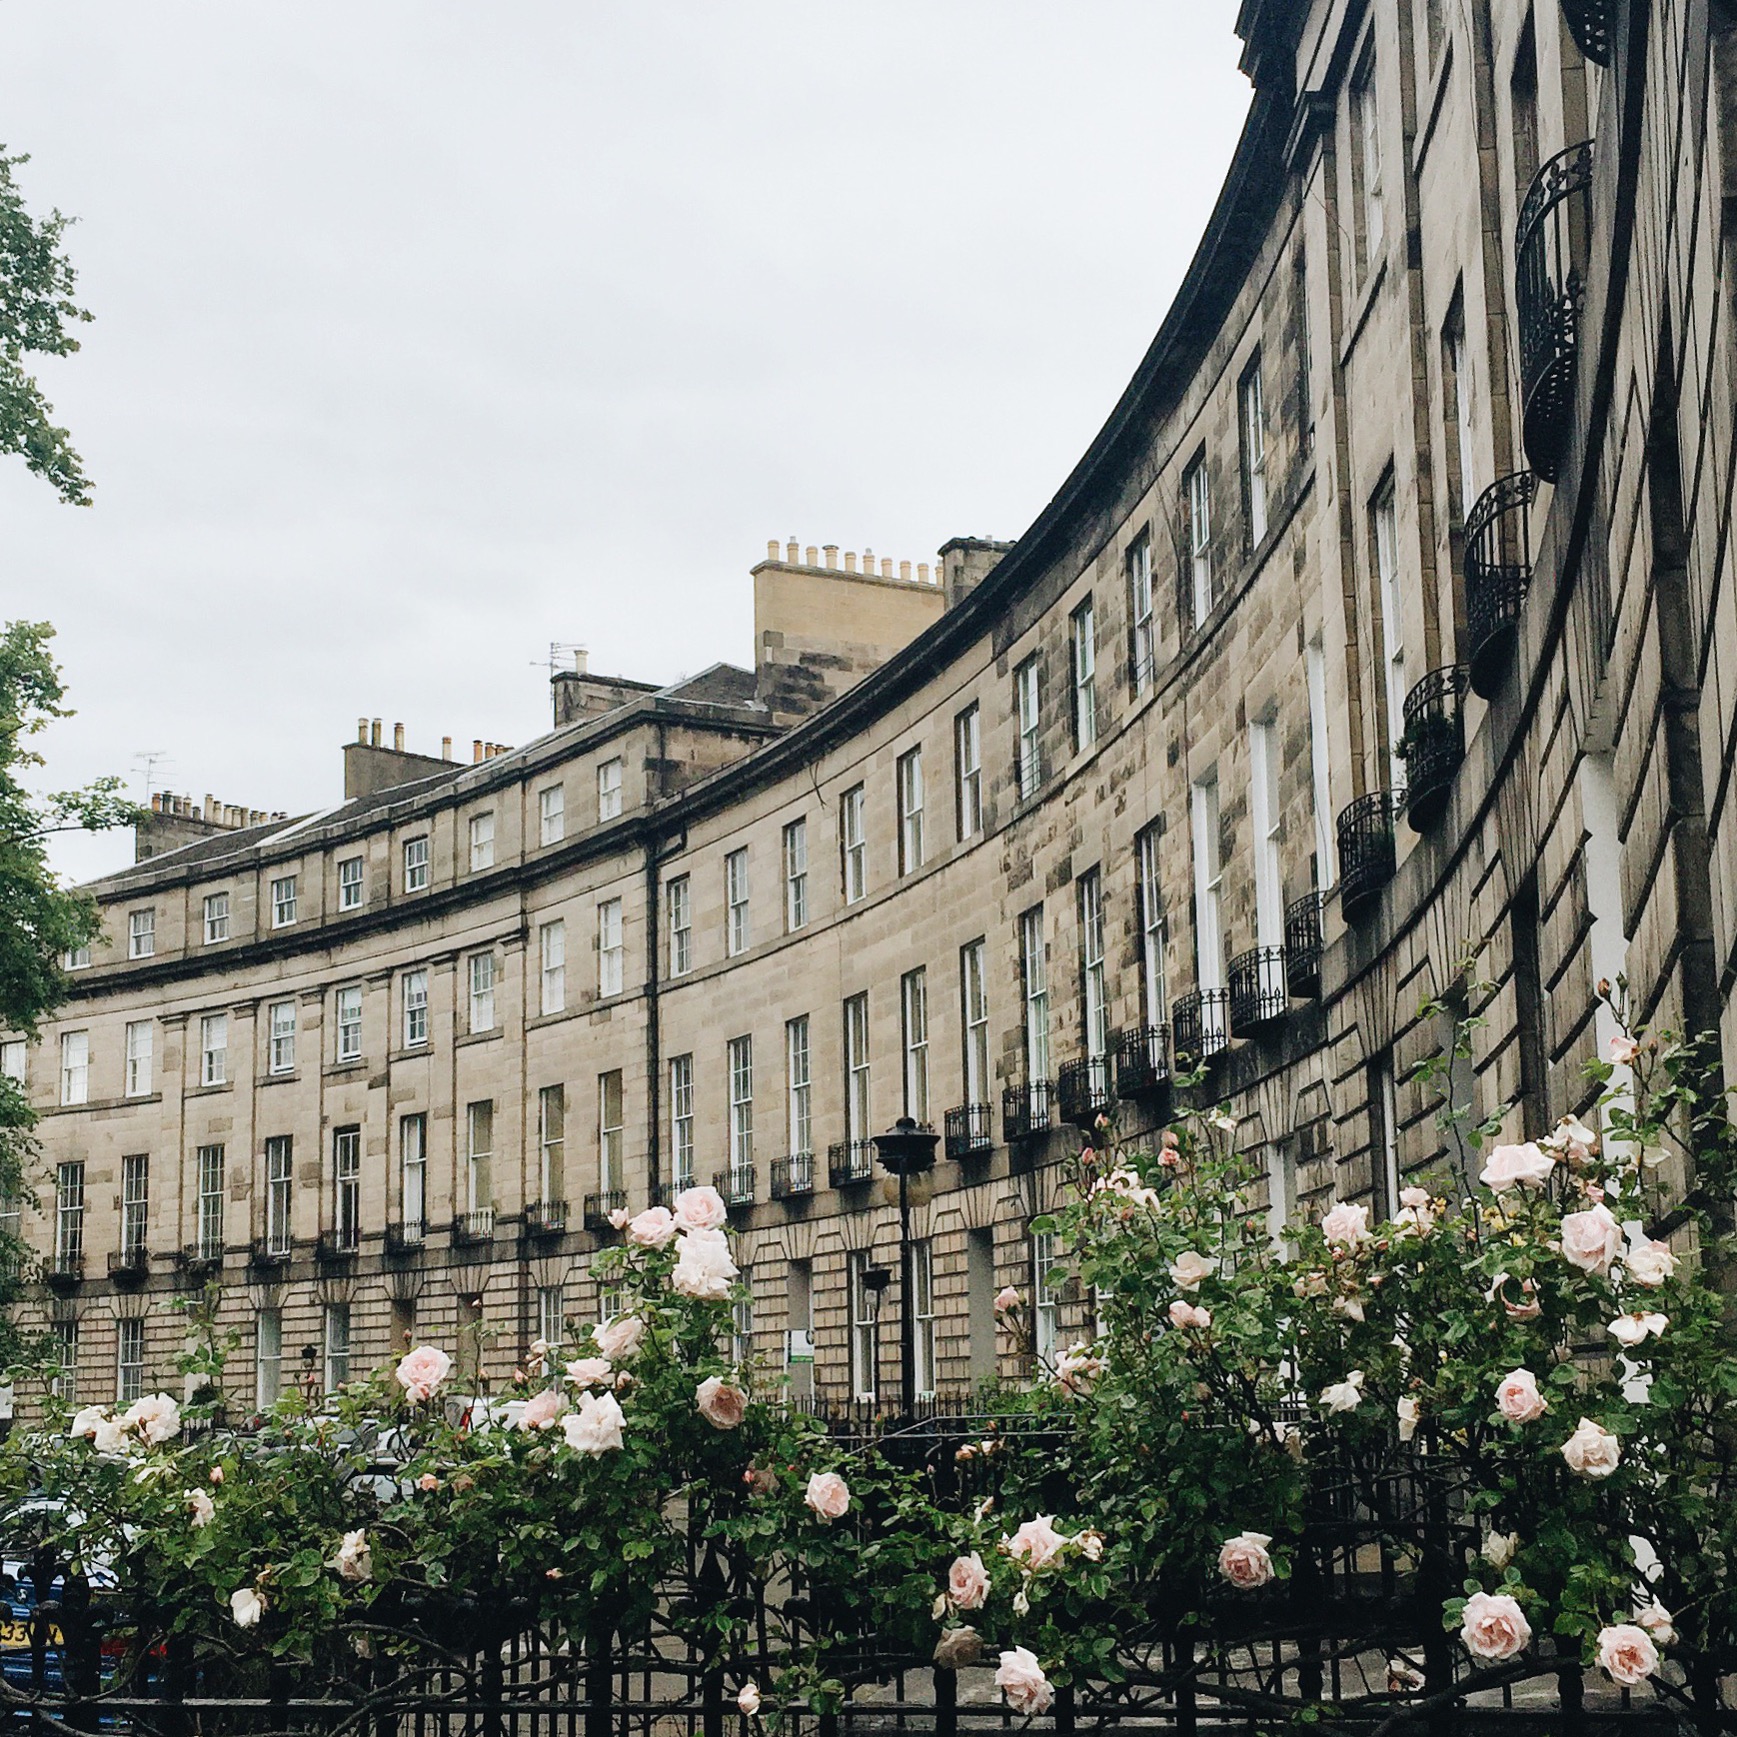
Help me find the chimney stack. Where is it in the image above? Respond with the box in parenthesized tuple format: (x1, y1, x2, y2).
(370, 719, 382, 747)
(441, 735, 453, 760)
(393, 722, 405, 752)
(357, 717, 368, 744)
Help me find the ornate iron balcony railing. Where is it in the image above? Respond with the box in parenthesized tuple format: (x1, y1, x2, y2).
(1057, 1056, 1114, 1128)
(1464, 471, 1537, 696)
(770, 1153, 816, 1200)
(1517, 141, 1594, 482)
(1114, 1024, 1169, 1099)
(1400, 665, 1469, 830)
(943, 1103, 994, 1160)
(582, 1192, 627, 1232)
(385, 1219, 427, 1255)
(1338, 791, 1405, 920)
(107, 1247, 149, 1287)
(827, 1140, 875, 1188)
(452, 1207, 496, 1245)
(1228, 947, 1289, 1036)
(1001, 1080, 1055, 1144)
(713, 1167, 756, 1210)
(1171, 989, 1230, 1067)
(522, 1199, 568, 1239)
(1285, 894, 1324, 999)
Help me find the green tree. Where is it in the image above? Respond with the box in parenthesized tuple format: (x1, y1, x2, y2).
(0, 622, 140, 1349)
(0, 147, 92, 505)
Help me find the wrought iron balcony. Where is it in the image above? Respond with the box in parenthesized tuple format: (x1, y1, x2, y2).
(1115, 1024, 1169, 1098)
(385, 1219, 426, 1256)
(1228, 947, 1289, 1037)
(452, 1206, 496, 1245)
(315, 1229, 359, 1267)
(1401, 666, 1469, 830)
(1056, 1056, 1113, 1128)
(582, 1191, 627, 1233)
(1464, 472, 1537, 697)
(1517, 141, 1595, 482)
(522, 1199, 567, 1239)
(44, 1252, 84, 1292)
(249, 1236, 292, 1271)
(1338, 790, 1404, 919)
(943, 1102, 994, 1160)
(713, 1167, 756, 1211)
(1171, 990, 1230, 1068)
(178, 1242, 224, 1282)
(1561, 0, 1611, 64)
(828, 1140, 876, 1188)
(771, 1152, 816, 1200)
(1285, 893, 1325, 999)
(1001, 1080, 1055, 1144)
(107, 1246, 149, 1287)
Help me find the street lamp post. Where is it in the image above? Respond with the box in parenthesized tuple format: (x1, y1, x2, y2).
(871, 1115, 941, 1419)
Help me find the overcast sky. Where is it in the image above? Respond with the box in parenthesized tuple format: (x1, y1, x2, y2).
(2, 3, 1251, 884)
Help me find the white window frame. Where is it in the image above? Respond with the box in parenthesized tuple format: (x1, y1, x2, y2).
(668, 876, 692, 976)
(1305, 636, 1337, 886)
(1187, 456, 1213, 627)
(54, 1161, 85, 1265)
(912, 1239, 936, 1399)
(468, 953, 496, 1033)
(199, 1013, 227, 1088)
(116, 1318, 145, 1406)
(1070, 598, 1097, 752)
(196, 1143, 224, 1260)
(64, 943, 90, 970)
(847, 1249, 878, 1402)
(1355, 54, 1384, 270)
(1191, 776, 1225, 994)
(128, 908, 155, 960)
(725, 849, 750, 956)
(400, 1114, 427, 1236)
(124, 1020, 153, 1097)
(403, 836, 430, 893)
(540, 920, 566, 1016)
(1020, 907, 1049, 1087)
(0, 1038, 21, 1086)
(203, 892, 230, 944)
(1374, 481, 1406, 788)
(465, 1102, 493, 1214)
(1250, 719, 1284, 952)
(120, 1153, 148, 1255)
(539, 784, 566, 846)
(1032, 1231, 1061, 1363)
(670, 1054, 695, 1188)
(337, 856, 364, 911)
(538, 1285, 566, 1352)
(954, 704, 982, 840)
(786, 1015, 812, 1157)
(336, 985, 363, 1063)
(1080, 869, 1108, 1059)
(728, 1035, 754, 1171)
(1129, 535, 1155, 696)
(844, 992, 871, 1144)
(841, 786, 867, 903)
(599, 1070, 624, 1192)
(961, 938, 990, 1102)
(597, 758, 623, 822)
(897, 748, 925, 875)
(1015, 658, 1041, 798)
(268, 1000, 296, 1075)
(1240, 360, 1268, 547)
(468, 812, 495, 872)
(1137, 828, 1170, 1027)
(256, 1308, 283, 1409)
(402, 969, 429, 1048)
(901, 966, 929, 1123)
(597, 898, 624, 998)
(537, 1085, 564, 1201)
(324, 1302, 351, 1393)
(270, 874, 298, 928)
(264, 1135, 292, 1255)
(783, 818, 809, 931)
(334, 1128, 361, 1250)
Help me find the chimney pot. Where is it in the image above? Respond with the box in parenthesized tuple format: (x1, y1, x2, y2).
(843, 551, 857, 574)
(805, 545, 818, 565)
(472, 739, 483, 763)
(918, 563, 930, 584)
(574, 648, 588, 674)
(767, 539, 780, 561)
(442, 735, 453, 760)
(899, 560, 911, 581)
(881, 557, 892, 578)
(393, 722, 405, 752)
(357, 717, 369, 743)
(823, 544, 838, 569)
(786, 539, 798, 562)
(371, 719, 382, 747)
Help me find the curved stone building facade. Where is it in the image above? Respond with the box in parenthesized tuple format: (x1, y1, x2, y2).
(8, 0, 1734, 1414)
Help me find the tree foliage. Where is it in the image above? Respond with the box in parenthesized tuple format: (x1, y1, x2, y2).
(0, 148, 92, 506)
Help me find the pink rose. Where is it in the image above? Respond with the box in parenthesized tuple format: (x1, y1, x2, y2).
(518, 1388, 565, 1431)
(627, 1206, 677, 1248)
(1560, 1204, 1623, 1275)
(565, 1356, 613, 1388)
(736, 1682, 761, 1717)
(1217, 1531, 1274, 1589)
(673, 1186, 727, 1232)
(1486, 1272, 1543, 1320)
(1623, 1238, 1676, 1288)
(1480, 1142, 1556, 1191)
(993, 1286, 1021, 1314)
(395, 1345, 453, 1404)
(561, 1390, 626, 1455)
(994, 1648, 1053, 1716)
(1169, 1250, 1214, 1291)
(1495, 1368, 1548, 1424)
(1054, 1345, 1104, 1395)
(1560, 1416, 1621, 1478)
(595, 1315, 646, 1360)
(1635, 1601, 1675, 1646)
(1320, 1201, 1371, 1247)
(1608, 1311, 1667, 1348)
(1460, 1591, 1532, 1661)
(1168, 1300, 1211, 1331)
(696, 1376, 748, 1429)
(804, 1471, 850, 1520)
(673, 1228, 739, 1300)
(947, 1551, 990, 1611)
(1596, 1623, 1659, 1686)
(1004, 1515, 1066, 1571)
(608, 1207, 631, 1231)
(417, 1473, 440, 1492)
(1610, 1035, 1640, 1065)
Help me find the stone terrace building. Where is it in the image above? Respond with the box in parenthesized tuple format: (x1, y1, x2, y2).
(7, 0, 1735, 1415)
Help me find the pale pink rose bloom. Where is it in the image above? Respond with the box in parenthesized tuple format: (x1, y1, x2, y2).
(417, 1473, 440, 1492)
(1168, 1300, 1211, 1331)
(1169, 1250, 1214, 1291)
(1481, 1531, 1519, 1568)
(562, 1390, 626, 1455)
(995, 1648, 1053, 1716)
(627, 1206, 678, 1249)
(230, 1585, 265, 1628)
(595, 1315, 646, 1360)
(1624, 1238, 1676, 1288)
(395, 1345, 453, 1403)
(1320, 1371, 1364, 1413)
(1495, 1368, 1549, 1424)
(673, 1228, 740, 1300)
(736, 1682, 761, 1717)
(123, 1393, 183, 1445)
(1460, 1591, 1532, 1660)
(608, 1207, 631, 1231)
(519, 1388, 565, 1431)
(1004, 1515, 1066, 1570)
(1397, 1396, 1421, 1443)
(1320, 1201, 1371, 1247)
(1608, 1312, 1668, 1348)
(210, 1466, 224, 1485)
(1480, 1143, 1557, 1192)
(1217, 1531, 1274, 1589)
(1560, 1416, 1621, 1478)
(993, 1286, 1021, 1314)
(565, 1356, 614, 1388)
(1560, 1203, 1623, 1275)
(1596, 1623, 1659, 1686)
(1635, 1601, 1676, 1646)
(947, 1552, 990, 1611)
(804, 1471, 851, 1520)
(1054, 1345, 1104, 1395)
(673, 1186, 728, 1232)
(1610, 1035, 1640, 1065)
(696, 1376, 748, 1429)
(186, 1489, 216, 1528)
(1399, 1186, 1430, 1210)
(334, 1529, 372, 1582)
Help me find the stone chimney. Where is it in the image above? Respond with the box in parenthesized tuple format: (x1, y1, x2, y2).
(938, 536, 1014, 609)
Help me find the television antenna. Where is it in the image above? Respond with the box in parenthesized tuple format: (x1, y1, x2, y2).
(531, 642, 589, 677)
(132, 750, 170, 798)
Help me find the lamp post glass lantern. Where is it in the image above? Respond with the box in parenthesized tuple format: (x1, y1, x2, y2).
(871, 1116, 940, 1418)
